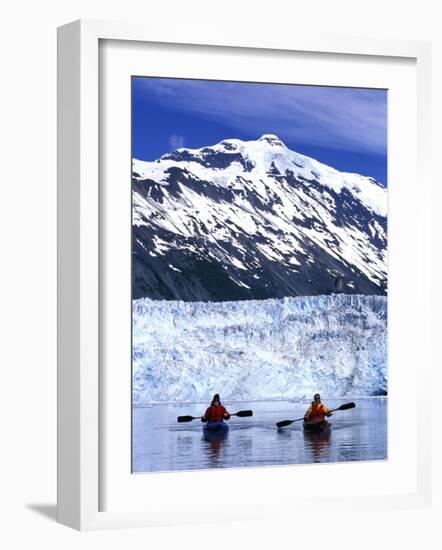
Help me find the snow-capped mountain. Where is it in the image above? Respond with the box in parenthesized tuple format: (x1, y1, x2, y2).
(133, 134, 387, 301)
(133, 294, 387, 404)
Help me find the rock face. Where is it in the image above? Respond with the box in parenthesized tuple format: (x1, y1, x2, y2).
(132, 294, 387, 404)
(132, 134, 387, 301)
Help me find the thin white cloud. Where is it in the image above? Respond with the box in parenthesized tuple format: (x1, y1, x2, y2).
(137, 78, 387, 155)
(168, 134, 185, 149)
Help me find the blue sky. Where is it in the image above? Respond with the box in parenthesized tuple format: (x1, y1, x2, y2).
(132, 77, 387, 185)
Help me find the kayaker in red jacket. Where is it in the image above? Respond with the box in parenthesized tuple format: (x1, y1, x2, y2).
(202, 394, 231, 423)
(304, 393, 332, 422)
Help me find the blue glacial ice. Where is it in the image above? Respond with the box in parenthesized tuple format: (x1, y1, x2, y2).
(132, 294, 387, 405)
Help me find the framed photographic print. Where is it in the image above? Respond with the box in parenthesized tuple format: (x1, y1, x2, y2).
(131, 76, 388, 474)
(57, 19, 432, 530)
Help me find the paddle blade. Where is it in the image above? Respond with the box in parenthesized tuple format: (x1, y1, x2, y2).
(177, 415, 194, 423)
(276, 420, 293, 428)
(235, 410, 253, 417)
(338, 402, 356, 411)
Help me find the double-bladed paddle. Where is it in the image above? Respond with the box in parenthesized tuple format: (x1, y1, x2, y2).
(276, 402, 356, 429)
(177, 409, 253, 423)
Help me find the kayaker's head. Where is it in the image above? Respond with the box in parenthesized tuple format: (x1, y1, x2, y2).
(212, 393, 221, 406)
(314, 393, 321, 403)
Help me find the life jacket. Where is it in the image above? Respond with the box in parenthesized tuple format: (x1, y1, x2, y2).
(310, 402, 326, 420)
(204, 404, 227, 422)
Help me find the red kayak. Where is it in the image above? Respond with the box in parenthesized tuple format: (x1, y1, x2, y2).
(303, 418, 331, 432)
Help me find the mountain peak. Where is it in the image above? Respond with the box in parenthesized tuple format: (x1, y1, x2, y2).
(257, 134, 286, 147)
(132, 134, 387, 301)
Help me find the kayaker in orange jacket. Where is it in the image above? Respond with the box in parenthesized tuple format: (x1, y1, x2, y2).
(202, 394, 231, 423)
(304, 393, 332, 422)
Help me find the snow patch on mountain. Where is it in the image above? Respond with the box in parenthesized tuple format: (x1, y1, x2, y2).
(132, 294, 387, 404)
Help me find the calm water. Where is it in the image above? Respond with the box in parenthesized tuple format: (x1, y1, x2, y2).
(132, 398, 387, 473)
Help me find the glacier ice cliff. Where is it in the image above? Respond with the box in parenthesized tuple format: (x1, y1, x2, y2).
(132, 294, 387, 404)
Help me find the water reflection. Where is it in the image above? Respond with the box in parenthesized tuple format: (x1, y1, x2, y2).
(276, 427, 293, 438)
(232, 434, 253, 467)
(202, 431, 228, 459)
(303, 429, 332, 463)
(132, 398, 387, 472)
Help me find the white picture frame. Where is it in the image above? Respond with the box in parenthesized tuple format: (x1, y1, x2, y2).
(57, 19, 432, 531)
